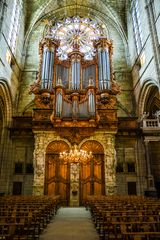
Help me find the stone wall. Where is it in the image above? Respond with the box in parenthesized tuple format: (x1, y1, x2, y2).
(33, 130, 117, 197)
(115, 136, 147, 195)
(127, 0, 160, 114)
(0, 0, 26, 195)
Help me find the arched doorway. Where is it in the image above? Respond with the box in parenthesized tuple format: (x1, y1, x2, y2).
(45, 141, 70, 205)
(80, 140, 105, 204)
(45, 140, 105, 206)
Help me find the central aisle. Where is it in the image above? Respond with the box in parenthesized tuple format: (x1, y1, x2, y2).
(40, 207, 99, 240)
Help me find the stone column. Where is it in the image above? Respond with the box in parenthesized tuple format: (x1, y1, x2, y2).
(144, 139, 155, 191)
(104, 135, 117, 195)
(33, 133, 46, 195)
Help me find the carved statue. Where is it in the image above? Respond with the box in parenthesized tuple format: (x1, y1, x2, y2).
(29, 81, 40, 94)
(111, 80, 121, 95)
(140, 112, 149, 121)
(153, 110, 160, 119)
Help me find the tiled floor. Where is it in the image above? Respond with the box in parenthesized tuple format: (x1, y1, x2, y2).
(40, 207, 99, 240)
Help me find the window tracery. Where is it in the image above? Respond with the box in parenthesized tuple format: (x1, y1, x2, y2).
(47, 16, 103, 60)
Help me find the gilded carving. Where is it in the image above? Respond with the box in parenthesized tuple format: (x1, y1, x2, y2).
(111, 80, 121, 95)
(34, 93, 53, 109)
(97, 93, 117, 109)
(29, 81, 40, 95)
(56, 128, 95, 145)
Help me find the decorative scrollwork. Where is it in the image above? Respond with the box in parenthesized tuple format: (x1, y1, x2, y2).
(29, 81, 40, 95)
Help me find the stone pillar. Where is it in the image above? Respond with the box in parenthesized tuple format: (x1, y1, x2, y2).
(104, 135, 117, 195)
(144, 139, 155, 191)
(33, 133, 46, 195)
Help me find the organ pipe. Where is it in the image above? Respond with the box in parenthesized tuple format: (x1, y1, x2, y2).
(41, 46, 54, 90)
(71, 58, 81, 90)
(88, 91, 95, 116)
(97, 40, 111, 90)
(56, 91, 63, 117)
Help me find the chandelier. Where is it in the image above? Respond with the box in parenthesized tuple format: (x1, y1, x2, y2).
(59, 145, 92, 164)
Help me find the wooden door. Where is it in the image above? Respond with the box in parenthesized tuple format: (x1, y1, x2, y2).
(80, 141, 105, 204)
(45, 141, 70, 205)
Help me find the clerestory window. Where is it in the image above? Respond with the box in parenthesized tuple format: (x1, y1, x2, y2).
(8, 0, 22, 54)
(131, 0, 143, 55)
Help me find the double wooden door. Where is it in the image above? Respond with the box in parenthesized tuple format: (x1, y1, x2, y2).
(44, 140, 105, 205)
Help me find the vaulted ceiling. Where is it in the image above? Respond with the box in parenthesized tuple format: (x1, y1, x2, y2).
(24, 0, 127, 40)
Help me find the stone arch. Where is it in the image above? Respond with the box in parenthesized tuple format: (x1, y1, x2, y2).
(25, 2, 127, 55)
(138, 79, 159, 116)
(0, 79, 12, 127)
(0, 79, 12, 171)
(145, 86, 160, 116)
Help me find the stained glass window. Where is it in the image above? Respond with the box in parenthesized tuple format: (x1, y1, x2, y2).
(49, 17, 103, 60)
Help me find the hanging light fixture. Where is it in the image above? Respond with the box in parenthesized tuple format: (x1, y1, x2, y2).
(59, 145, 92, 164)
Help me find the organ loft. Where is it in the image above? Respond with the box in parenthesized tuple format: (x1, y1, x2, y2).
(29, 17, 120, 206)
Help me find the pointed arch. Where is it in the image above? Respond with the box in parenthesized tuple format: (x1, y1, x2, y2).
(138, 78, 159, 116)
(0, 79, 12, 127)
(24, 1, 128, 56)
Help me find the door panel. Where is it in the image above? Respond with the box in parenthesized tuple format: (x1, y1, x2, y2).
(80, 141, 105, 204)
(80, 156, 104, 204)
(45, 141, 70, 205)
(45, 155, 70, 204)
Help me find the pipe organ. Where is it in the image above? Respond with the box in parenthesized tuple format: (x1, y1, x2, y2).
(31, 32, 119, 129)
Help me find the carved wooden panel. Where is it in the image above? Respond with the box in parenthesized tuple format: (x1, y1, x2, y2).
(80, 141, 105, 203)
(46, 140, 69, 154)
(45, 154, 70, 205)
(45, 141, 70, 205)
(81, 140, 104, 154)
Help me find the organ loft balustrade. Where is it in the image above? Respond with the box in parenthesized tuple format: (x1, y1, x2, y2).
(140, 111, 160, 133)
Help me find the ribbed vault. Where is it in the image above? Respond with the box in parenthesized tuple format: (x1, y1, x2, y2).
(24, 0, 127, 47)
